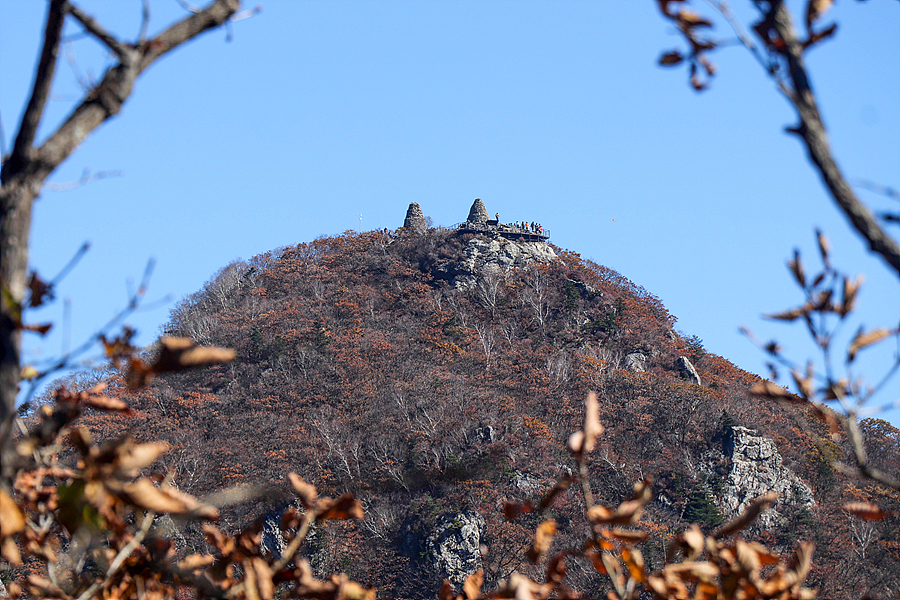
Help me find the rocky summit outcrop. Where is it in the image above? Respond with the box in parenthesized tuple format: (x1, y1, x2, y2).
(404, 202, 427, 234)
(709, 426, 814, 529)
(467, 198, 490, 225)
(436, 236, 557, 291)
(424, 512, 485, 588)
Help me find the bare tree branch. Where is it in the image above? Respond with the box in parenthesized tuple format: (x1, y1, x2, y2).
(6, 0, 66, 173)
(67, 4, 134, 62)
(0, 0, 242, 489)
(763, 1, 900, 277)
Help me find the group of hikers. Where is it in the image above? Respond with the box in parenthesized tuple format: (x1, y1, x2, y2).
(490, 213, 546, 236)
(511, 219, 545, 235)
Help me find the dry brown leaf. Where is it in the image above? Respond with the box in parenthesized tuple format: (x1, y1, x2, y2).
(153, 336, 236, 373)
(749, 381, 795, 400)
(838, 274, 863, 317)
(316, 493, 364, 521)
(735, 539, 761, 574)
(177, 554, 216, 571)
(790, 363, 815, 401)
(848, 327, 894, 362)
(714, 492, 778, 539)
(567, 430, 585, 455)
(463, 569, 483, 600)
(583, 391, 603, 453)
(546, 553, 567, 585)
(504, 501, 534, 521)
(250, 557, 274, 600)
(21, 322, 52, 335)
(601, 527, 648, 543)
(114, 440, 171, 479)
(83, 393, 132, 414)
(526, 519, 557, 563)
(27, 272, 54, 308)
(621, 547, 646, 583)
(496, 572, 547, 600)
(676, 9, 713, 27)
(765, 304, 811, 322)
(602, 553, 626, 597)
(289, 472, 318, 509)
(806, 0, 834, 29)
(681, 525, 705, 560)
(844, 501, 893, 521)
(438, 579, 455, 600)
(121, 478, 218, 519)
(0, 489, 25, 536)
(788, 252, 806, 287)
(665, 561, 719, 581)
(538, 475, 575, 510)
(659, 50, 684, 66)
(1, 537, 22, 565)
(245, 557, 261, 600)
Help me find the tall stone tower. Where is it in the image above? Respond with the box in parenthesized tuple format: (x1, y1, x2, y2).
(403, 202, 427, 234)
(467, 198, 489, 225)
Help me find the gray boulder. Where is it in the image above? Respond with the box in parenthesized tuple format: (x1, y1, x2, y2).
(676, 356, 701, 385)
(624, 351, 647, 373)
(404, 202, 427, 234)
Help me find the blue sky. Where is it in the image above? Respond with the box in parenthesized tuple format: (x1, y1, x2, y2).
(3, 1, 899, 423)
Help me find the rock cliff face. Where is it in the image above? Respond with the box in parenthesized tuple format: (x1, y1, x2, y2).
(709, 426, 814, 528)
(438, 237, 557, 291)
(423, 512, 485, 587)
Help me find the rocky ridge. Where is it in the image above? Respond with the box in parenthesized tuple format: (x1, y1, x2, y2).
(708, 426, 815, 529)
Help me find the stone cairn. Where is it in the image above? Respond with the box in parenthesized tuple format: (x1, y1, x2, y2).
(403, 202, 427, 234)
(467, 197, 490, 225)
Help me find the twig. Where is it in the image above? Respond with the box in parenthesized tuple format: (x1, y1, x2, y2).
(49, 242, 91, 287)
(44, 169, 122, 191)
(67, 3, 135, 63)
(138, 0, 151, 42)
(74, 510, 156, 600)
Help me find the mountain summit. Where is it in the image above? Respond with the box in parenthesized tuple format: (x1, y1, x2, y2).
(82, 203, 900, 598)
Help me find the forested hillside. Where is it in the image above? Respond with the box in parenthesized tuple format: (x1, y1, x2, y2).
(70, 216, 900, 598)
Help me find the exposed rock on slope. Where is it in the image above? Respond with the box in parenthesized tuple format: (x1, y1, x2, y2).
(711, 426, 815, 528)
(424, 512, 485, 587)
(677, 356, 702, 385)
(440, 237, 557, 291)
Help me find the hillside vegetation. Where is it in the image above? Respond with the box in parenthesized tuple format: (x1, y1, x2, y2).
(62, 223, 900, 598)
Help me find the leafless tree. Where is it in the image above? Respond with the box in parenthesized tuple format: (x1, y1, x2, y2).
(0, 0, 244, 488)
(846, 511, 878, 562)
(521, 267, 551, 330)
(473, 321, 496, 370)
(474, 265, 504, 317)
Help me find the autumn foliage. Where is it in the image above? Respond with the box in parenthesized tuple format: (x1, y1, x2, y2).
(5, 227, 899, 599)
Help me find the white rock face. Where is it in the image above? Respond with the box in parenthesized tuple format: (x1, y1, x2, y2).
(453, 237, 556, 291)
(425, 512, 485, 587)
(624, 351, 647, 373)
(676, 356, 701, 385)
(715, 426, 815, 528)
